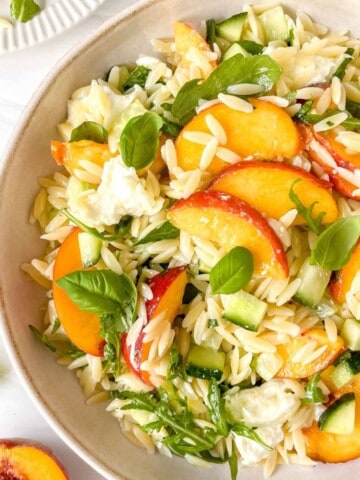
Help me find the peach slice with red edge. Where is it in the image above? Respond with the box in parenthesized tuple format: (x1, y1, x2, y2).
(167, 190, 288, 279)
(0, 439, 69, 480)
(209, 160, 339, 225)
(329, 239, 360, 304)
(122, 265, 188, 386)
(175, 99, 303, 175)
(52, 227, 104, 356)
(173, 22, 217, 76)
(276, 329, 345, 379)
(303, 373, 360, 462)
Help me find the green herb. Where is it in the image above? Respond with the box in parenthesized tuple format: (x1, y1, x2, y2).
(288, 27, 295, 46)
(228, 453, 239, 480)
(231, 423, 272, 451)
(62, 210, 132, 241)
(51, 318, 61, 334)
(333, 48, 354, 80)
(310, 216, 360, 270)
(284, 91, 297, 103)
(10, 0, 41, 22)
(208, 318, 218, 328)
(137, 221, 179, 244)
(210, 246, 254, 294)
(167, 346, 187, 381)
(289, 179, 326, 234)
(206, 19, 217, 47)
(346, 100, 360, 119)
(29, 325, 56, 352)
(120, 112, 163, 170)
(238, 40, 264, 55)
(295, 100, 314, 121)
(296, 104, 360, 132)
(70, 121, 108, 143)
(160, 116, 182, 137)
(303, 373, 327, 404)
(171, 54, 282, 125)
(208, 379, 229, 436)
(29, 325, 85, 359)
(123, 66, 151, 90)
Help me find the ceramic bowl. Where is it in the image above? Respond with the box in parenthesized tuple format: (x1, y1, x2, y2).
(0, 0, 359, 479)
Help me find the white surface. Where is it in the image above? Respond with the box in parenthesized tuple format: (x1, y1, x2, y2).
(0, 0, 106, 54)
(0, 1, 135, 478)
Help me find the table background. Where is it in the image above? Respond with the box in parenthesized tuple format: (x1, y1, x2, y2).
(0, 1, 136, 478)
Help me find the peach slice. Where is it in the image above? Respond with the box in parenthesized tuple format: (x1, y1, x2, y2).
(0, 439, 69, 480)
(303, 374, 360, 462)
(330, 239, 360, 304)
(168, 190, 288, 278)
(210, 160, 339, 225)
(173, 22, 217, 76)
(122, 265, 188, 385)
(175, 99, 303, 175)
(53, 227, 104, 356)
(276, 329, 345, 379)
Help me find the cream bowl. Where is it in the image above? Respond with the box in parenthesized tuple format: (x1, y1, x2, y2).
(0, 0, 359, 479)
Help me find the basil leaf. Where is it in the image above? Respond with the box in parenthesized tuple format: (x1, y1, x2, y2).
(310, 216, 360, 270)
(70, 121, 108, 143)
(137, 221, 179, 244)
(160, 117, 182, 137)
(120, 112, 163, 170)
(208, 379, 229, 436)
(302, 373, 327, 404)
(333, 48, 354, 80)
(56, 270, 137, 333)
(210, 246, 254, 294)
(172, 54, 282, 125)
(123, 66, 151, 90)
(232, 423, 272, 451)
(289, 179, 326, 234)
(10, 0, 41, 22)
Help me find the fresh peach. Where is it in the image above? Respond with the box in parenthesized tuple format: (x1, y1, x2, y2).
(52, 227, 104, 356)
(175, 99, 303, 175)
(210, 160, 339, 225)
(303, 374, 360, 462)
(329, 239, 360, 304)
(168, 190, 288, 278)
(122, 265, 188, 385)
(0, 439, 69, 480)
(276, 329, 345, 379)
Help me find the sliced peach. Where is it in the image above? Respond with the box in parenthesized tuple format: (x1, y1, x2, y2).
(52, 227, 104, 356)
(122, 265, 188, 385)
(320, 365, 340, 393)
(210, 160, 339, 225)
(173, 21, 217, 76)
(0, 439, 69, 480)
(276, 329, 345, 379)
(329, 239, 360, 304)
(175, 99, 303, 175)
(168, 190, 288, 278)
(318, 129, 360, 170)
(303, 374, 360, 462)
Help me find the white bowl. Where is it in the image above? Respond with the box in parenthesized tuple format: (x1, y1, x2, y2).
(0, 0, 359, 479)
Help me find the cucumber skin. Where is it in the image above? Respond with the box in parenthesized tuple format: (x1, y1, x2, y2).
(318, 392, 355, 433)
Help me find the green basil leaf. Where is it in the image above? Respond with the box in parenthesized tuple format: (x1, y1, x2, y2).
(172, 54, 282, 125)
(10, 0, 41, 22)
(123, 66, 151, 90)
(160, 116, 182, 137)
(137, 221, 179, 244)
(56, 270, 137, 333)
(289, 179, 326, 234)
(310, 216, 360, 270)
(333, 48, 354, 80)
(232, 423, 272, 451)
(302, 373, 327, 404)
(208, 379, 229, 436)
(210, 246, 254, 294)
(120, 112, 163, 170)
(70, 121, 108, 143)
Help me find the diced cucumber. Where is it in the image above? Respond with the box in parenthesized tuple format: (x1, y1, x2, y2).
(185, 344, 225, 380)
(238, 40, 264, 55)
(293, 258, 331, 309)
(222, 290, 267, 331)
(341, 318, 360, 351)
(216, 12, 248, 43)
(222, 42, 250, 61)
(259, 6, 290, 43)
(318, 392, 356, 434)
(78, 232, 102, 268)
(330, 352, 360, 388)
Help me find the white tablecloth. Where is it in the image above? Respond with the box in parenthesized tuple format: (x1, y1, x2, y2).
(0, 1, 136, 478)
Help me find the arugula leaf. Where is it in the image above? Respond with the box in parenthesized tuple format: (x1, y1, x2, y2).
(208, 379, 229, 436)
(172, 54, 282, 124)
(333, 48, 354, 80)
(29, 325, 85, 359)
(70, 121, 108, 143)
(303, 373, 327, 404)
(346, 100, 360, 119)
(123, 66, 151, 90)
(51, 318, 61, 334)
(232, 423, 272, 451)
(167, 346, 187, 381)
(10, 0, 40, 22)
(228, 453, 239, 480)
(289, 179, 326, 234)
(310, 216, 360, 270)
(137, 221, 179, 244)
(210, 246, 254, 294)
(56, 270, 137, 332)
(120, 112, 163, 170)
(296, 103, 360, 132)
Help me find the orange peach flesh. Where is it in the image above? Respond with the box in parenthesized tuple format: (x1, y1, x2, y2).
(330, 239, 360, 304)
